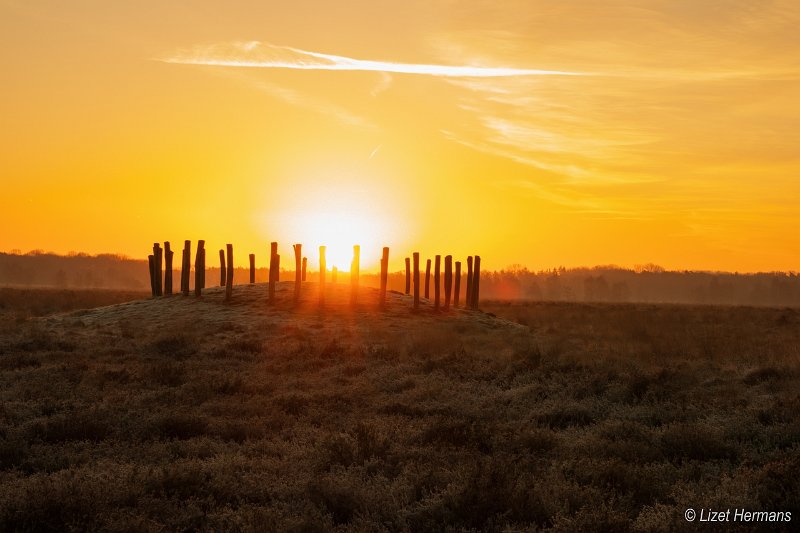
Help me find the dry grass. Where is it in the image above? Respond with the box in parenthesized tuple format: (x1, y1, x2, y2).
(0, 289, 798, 531)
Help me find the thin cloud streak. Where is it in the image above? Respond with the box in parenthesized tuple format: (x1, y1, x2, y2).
(160, 41, 586, 78)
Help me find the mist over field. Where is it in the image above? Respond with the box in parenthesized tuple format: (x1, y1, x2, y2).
(2, 251, 799, 307)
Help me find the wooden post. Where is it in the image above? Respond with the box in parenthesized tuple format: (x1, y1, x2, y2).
(350, 245, 360, 305)
(219, 249, 226, 286)
(269, 242, 278, 303)
(199, 247, 206, 290)
(413, 252, 420, 310)
(293, 244, 301, 301)
(181, 240, 191, 295)
(180, 248, 187, 294)
(466, 256, 473, 308)
(425, 259, 431, 299)
(302, 257, 307, 281)
(472, 255, 481, 310)
(194, 240, 205, 296)
(404, 258, 410, 294)
(332, 266, 338, 284)
(152, 243, 162, 296)
(148, 254, 156, 297)
(249, 254, 256, 284)
(164, 242, 173, 295)
(225, 244, 233, 301)
(454, 261, 461, 307)
(319, 246, 326, 304)
(379, 247, 389, 307)
(181, 241, 192, 296)
(434, 255, 441, 311)
(444, 255, 452, 310)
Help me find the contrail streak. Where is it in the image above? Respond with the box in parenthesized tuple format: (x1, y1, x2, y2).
(160, 41, 585, 78)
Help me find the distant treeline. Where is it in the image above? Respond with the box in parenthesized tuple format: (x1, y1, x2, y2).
(1, 252, 798, 306)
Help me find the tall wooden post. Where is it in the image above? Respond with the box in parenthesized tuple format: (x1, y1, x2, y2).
(164, 242, 173, 295)
(179, 248, 187, 294)
(225, 244, 233, 301)
(413, 252, 420, 310)
(404, 258, 410, 294)
(194, 240, 205, 296)
(444, 255, 452, 310)
(152, 243, 162, 296)
(293, 244, 301, 301)
(472, 255, 481, 310)
(466, 256, 473, 308)
(302, 257, 307, 281)
(181, 240, 191, 295)
(269, 242, 278, 303)
(434, 255, 441, 310)
(425, 259, 431, 299)
(200, 245, 206, 289)
(148, 254, 156, 297)
(454, 261, 462, 308)
(319, 246, 326, 304)
(379, 247, 389, 307)
(249, 254, 256, 284)
(350, 245, 360, 305)
(219, 249, 226, 286)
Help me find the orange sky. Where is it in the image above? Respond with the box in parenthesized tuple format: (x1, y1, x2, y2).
(2, 0, 799, 272)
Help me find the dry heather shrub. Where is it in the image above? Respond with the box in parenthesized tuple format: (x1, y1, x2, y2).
(146, 360, 186, 387)
(757, 450, 800, 514)
(0, 353, 41, 370)
(150, 413, 208, 440)
(148, 333, 198, 358)
(660, 422, 737, 462)
(24, 410, 112, 444)
(536, 404, 595, 429)
(743, 365, 795, 385)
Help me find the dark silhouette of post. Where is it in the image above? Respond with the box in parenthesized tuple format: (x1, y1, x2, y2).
(152, 243, 162, 296)
(319, 246, 326, 304)
(181, 240, 191, 295)
(454, 261, 461, 307)
(293, 244, 301, 301)
(249, 254, 256, 284)
(194, 240, 205, 296)
(148, 254, 156, 297)
(219, 249, 226, 286)
(164, 242, 173, 295)
(332, 266, 338, 284)
(425, 259, 431, 299)
(466, 256, 473, 308)
(404, 257, 410, 294)
(269, 242, 278, 303)
(413, 252, 420, 310)
(350, 245, 360, 305)
(225, 244, 233, 301)
(200, 247, 206, 289)
(472, 255, 481, 309)
(302, 257, 307, 281)
(444, 255, 452, 310)
(180, 247, 187, 294)
(434, 255, 441, 310)
(379, 247, 389, 307)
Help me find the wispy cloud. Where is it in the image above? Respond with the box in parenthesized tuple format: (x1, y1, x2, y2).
(159, 41, 586, 78)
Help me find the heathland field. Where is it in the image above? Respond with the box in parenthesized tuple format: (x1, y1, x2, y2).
(0, 286, 798, 531)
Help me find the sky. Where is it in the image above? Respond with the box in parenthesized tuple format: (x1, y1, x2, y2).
(1, 0, 799, 272)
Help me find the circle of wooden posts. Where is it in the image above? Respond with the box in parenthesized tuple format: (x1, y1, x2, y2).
(148, 241, 481, 310)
